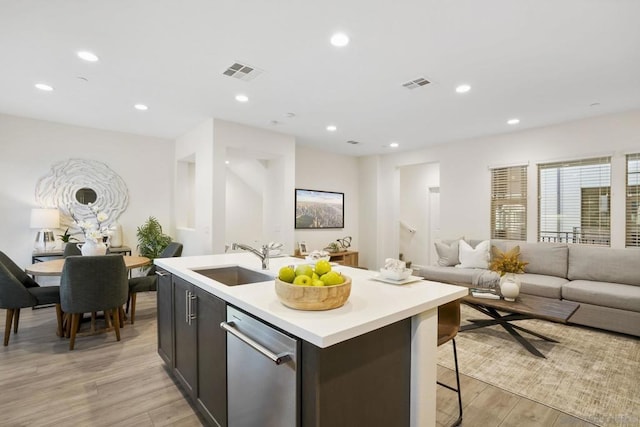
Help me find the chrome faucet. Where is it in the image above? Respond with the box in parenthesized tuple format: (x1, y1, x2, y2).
(232, 242, 270, 269)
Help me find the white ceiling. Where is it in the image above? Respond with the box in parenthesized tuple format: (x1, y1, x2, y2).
(1, 0, 639, 156)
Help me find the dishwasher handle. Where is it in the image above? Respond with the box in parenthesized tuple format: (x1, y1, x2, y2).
(220, 321, 291, 365)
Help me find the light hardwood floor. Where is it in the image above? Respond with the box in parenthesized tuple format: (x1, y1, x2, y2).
(1, 293, 594, 427)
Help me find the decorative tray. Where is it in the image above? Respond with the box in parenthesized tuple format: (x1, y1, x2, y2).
(370, 275, 424, 285)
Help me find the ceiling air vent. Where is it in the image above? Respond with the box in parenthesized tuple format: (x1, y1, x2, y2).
(402, 77, 431, 90)
(222, 61, 264, 81)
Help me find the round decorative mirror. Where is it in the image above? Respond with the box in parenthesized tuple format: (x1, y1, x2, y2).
(75, 187, 97, 204)
(35, 158, 129, 226)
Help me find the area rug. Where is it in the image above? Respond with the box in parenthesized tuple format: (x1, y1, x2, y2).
(437, 305, 640, 427)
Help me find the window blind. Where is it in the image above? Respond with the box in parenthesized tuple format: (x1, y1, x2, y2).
(538, 157, 611, 245)
(626, 153, 640, 247)
(491, 165, 527, 240)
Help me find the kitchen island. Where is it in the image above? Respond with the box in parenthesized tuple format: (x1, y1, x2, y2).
(155, 253, 467, 427)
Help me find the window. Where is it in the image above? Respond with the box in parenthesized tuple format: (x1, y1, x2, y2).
(626, 153, 640, 247)
(491, 165, 527, 240)
(538, 157, 611, 245)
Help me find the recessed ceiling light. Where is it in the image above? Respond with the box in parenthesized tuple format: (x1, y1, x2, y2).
(326, 125, 337, 132)
(389, 142, 399, 148)
(77, 51, 99, 62)
(134, 104, 148, 111)
(330, 32, 349, 47)
(235, 94, 249, 103)
(507, 118, 520, 125)
(225, 160, 230, 165)
(455, 84, 471, 93)
(35, 83, 53, 91)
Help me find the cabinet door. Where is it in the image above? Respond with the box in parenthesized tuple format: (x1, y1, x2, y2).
(156, 268, 173, 366)
(196, 289, 228, 427)
(173, 276, 197, 398)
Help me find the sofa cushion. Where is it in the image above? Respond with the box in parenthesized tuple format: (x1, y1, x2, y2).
(562, 280, 640, 313)
(417, 265, 478, 285)
(501, 241, 568, 278)
(518, 273, 568, 299)
(458, 240, 490, 269)
(568, 246, 640, 286)
(434, 238, 463, 267)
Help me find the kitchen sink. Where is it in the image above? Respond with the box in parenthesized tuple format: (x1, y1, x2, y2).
(192, 266, 274, 286)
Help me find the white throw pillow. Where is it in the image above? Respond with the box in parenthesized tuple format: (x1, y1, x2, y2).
(457, 239, 490, 269)
(434, 237, 464, 266)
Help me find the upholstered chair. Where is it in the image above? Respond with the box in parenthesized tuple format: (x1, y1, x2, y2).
(437, 299, 463, 427)
(63, 243, 82, 257)
(60, 255, 128, 350)
(0, 251, 40, 288)
(127, 242, 183, 324)
(0, 261, 62, 346)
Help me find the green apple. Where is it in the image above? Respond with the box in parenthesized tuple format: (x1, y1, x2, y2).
(278, 266, 296, 283)
(315, 260, 331, 276)
(293, 275, 312, 286)
(295, 264, 314, 278)
(320, 271, 344, 286)
(311, 279, 325, 287)
(312, 272, 319, 281)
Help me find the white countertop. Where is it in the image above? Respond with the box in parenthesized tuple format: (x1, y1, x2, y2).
(155, 253, 468, 348)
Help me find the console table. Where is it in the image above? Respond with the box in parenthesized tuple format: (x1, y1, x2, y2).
(32, 245, 132, 263)
(294, 250, 359, 267)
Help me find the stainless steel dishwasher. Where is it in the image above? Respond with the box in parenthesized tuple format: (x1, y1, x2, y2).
(220, 305, 299, 427)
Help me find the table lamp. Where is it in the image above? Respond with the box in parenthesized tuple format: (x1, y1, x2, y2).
(30, 208, 60, 251)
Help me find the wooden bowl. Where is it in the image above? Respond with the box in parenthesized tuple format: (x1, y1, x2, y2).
(275, 276, 352, 310)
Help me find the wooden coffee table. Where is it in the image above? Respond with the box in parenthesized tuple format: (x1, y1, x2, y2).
(461, 293, 579, 358)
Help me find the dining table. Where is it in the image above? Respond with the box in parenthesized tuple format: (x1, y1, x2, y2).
(24, 255, 152, 337)
(25, 255, 151, 276)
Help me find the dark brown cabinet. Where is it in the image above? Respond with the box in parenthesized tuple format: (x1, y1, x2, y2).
(160, 275, 227, 426)
(159, 274, 412, 427)
(156, 268, 173, 366)
(173, 276, 198, 398)
(195, 288, 227, 427)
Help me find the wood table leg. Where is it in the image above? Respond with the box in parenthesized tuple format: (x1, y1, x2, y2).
(112, 308, 121, 342)
(4, 309, 14, 346)
(13, 308, 20, 333)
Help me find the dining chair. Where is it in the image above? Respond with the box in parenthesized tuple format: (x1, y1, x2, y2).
(0, 260, 62, 346)
(127, 242, 183, 324)
(437, 299, 463, 427)
(63, 243, 82, 257)
(0, 250, 40, 288)
(60, 255, 128, 350)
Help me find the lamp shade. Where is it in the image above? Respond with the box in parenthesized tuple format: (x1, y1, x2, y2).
(30, 208, 60, 229)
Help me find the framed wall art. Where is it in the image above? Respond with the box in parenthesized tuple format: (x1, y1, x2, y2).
(295, 189, 344, 229)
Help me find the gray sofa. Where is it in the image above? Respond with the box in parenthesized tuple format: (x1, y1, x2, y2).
(417, 239, 640, 337)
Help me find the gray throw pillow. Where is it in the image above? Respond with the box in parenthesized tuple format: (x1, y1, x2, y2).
(434, 238, 463, 266)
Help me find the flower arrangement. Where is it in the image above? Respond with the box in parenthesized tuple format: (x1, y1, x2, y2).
(489, 245, 528, 276)
(69, 203, 111, 243)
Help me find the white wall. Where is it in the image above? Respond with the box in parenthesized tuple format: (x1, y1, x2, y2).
(174, 118, 296, 256)
(174, 119, 214, 256)
(0, 113, 174, 268)
(295, 144, 360, 256)
(399, 162, 440, 266)
(225, 167, 263, 248)
(360, 109, 640, 268)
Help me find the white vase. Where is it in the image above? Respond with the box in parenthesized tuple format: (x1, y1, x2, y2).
(77, 240, 107, 256)
(110, 223, 123, 247)
(500, 273, 521, 302)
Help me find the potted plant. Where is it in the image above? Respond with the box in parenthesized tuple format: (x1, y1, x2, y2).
(489, 246, 528, 301)
(136, 216, 172, 261)
(57, 228, 78, 247)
